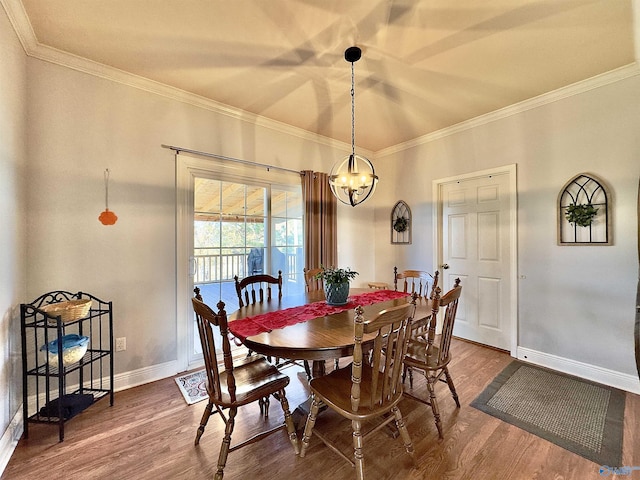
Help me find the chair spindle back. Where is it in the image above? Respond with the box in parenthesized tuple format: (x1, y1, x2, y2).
(351, 296, 416, 412)
(393, 267, 432, 298)
(234, 271, 283, 308)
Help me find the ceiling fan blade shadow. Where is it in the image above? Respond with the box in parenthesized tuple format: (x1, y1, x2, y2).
(406, 2, 592, 64)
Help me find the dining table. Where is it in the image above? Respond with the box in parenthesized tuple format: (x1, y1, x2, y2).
(227, 287, 432, 426)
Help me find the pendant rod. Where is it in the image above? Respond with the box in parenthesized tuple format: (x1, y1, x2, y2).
(161, 144, 302, 175)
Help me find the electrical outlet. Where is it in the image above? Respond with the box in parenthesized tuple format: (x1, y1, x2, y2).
(115, 337, 126, 352)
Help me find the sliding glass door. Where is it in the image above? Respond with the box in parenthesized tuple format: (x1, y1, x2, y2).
(177, 153, 304, 370)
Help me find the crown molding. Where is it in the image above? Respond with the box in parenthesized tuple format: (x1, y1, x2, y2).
(3, 0, 636, 159)
(376, 62, 640, 158)
(1, 0, 358, 156)
(1, 0, 37, 53)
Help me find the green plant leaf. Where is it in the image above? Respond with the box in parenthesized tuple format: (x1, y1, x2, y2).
(315, 265, 359, 285)
(393, 216, 408, 232)
(565, 203, 598, 227)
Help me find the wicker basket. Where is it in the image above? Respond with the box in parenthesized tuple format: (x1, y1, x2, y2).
(41, 299, 92, 323)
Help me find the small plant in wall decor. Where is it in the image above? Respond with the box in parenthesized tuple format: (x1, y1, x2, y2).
(557, 173, 611, 245)
(564, 203, 599, 227)
(393, 216, 408, 233)
(391, 200, 411, 244)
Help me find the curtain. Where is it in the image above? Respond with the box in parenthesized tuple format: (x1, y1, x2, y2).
(301, 171, 337, 270)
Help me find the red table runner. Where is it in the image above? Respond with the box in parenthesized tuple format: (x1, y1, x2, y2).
(228, 290, 410, 340)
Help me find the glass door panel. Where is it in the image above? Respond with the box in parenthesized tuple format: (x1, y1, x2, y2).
(189, 176, 304, 364)
(271, 187, 304, 296)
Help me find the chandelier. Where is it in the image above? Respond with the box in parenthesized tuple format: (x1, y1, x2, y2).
(329, 46, 378, 207)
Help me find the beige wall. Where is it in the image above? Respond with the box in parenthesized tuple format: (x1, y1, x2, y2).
(0, 6, 374, 460)
(373, 73, 640, 388)
(0, 4, 28, 469)
(24, 56, 374, 377)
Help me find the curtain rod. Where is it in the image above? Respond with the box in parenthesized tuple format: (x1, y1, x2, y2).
(161, 144, 302, 175)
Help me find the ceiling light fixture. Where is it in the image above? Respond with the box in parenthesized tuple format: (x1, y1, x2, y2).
(329, 46, 378, 207)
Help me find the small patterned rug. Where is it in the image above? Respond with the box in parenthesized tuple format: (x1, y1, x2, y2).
(471, 361, 625, 466)
(174, 370, 208, 405)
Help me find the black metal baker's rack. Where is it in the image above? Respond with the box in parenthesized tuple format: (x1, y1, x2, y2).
(20, 291, 114, 441)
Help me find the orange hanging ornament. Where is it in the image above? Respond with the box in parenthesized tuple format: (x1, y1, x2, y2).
(99, 169, 118, 225)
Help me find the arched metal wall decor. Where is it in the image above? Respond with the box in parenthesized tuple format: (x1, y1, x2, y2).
(558, 173, 611, 245)
(391, 200, 411, 244)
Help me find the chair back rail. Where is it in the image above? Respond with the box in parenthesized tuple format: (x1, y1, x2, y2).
(436, 278, 462, 365)
(424, 286, 441, 362)
(429, 271, 440, 299)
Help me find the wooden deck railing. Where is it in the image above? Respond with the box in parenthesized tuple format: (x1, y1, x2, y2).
(194, 250, 299, 284)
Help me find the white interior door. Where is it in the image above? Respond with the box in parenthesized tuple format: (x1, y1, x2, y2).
(434, 166, 517, 353)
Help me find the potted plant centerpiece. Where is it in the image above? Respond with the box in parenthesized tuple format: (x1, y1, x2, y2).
(315, 266, 359, 306)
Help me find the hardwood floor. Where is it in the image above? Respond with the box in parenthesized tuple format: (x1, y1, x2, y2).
(3, 339, 639, 480)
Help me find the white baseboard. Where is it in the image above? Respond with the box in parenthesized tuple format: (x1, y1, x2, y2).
(113, 360, 180, 392)
(0, 408, 22, 477)
(516, 347, 640, 395)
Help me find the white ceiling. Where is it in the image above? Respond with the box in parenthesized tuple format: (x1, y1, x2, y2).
(10, 0, 638, 152)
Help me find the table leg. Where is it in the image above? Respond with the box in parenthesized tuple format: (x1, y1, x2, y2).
(311, 359, 326, 378)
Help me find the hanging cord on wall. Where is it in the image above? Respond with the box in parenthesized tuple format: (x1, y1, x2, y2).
(99, 169, 118, 225)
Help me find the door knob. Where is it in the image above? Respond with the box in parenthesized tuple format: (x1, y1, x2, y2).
(441, 263, 449, 269)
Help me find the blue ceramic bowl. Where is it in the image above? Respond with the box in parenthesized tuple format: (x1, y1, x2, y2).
(41, 334, 89, 366)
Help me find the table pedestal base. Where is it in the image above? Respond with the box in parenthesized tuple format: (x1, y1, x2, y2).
(292, 359, 328, 430)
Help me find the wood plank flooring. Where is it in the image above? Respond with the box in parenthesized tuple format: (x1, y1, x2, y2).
(3, 339, 639, 479)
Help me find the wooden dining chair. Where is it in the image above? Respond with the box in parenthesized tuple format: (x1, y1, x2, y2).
(234, 271, 283, 309)
(393, 267, 432, 298)
(233, 272, 281, 356)
(234, 271, 312, 380)
(191, 293, 299, 480)
(300, 300, 417, 479)
(403, 279, 462, 439)
(303, 267, 323, 292)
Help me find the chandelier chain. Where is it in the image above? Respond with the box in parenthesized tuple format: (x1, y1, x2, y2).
(351, 61, 355, 158)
